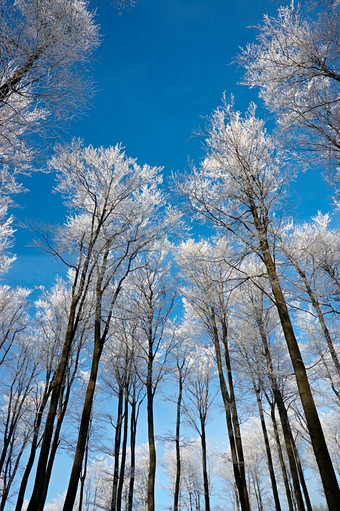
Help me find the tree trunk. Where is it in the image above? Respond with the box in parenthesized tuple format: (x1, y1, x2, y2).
(210, 316, 250, 511)
(147, 354, 156, 511)
(27, 299, 78, 511)
(174, 373, 183, 511)
(117, 389, 129, 511)
(254, 231, 340, 510)
(221, 323, 249, 511)
(256, 318, 305, 510)
(62, 332, 104, 511)
(14, 381, 52, 511)
(254, 387, 282, 511)
(269, 401, 295, 511)
(200, 419, 211, 511)
(111, 387, 124, 511)
(128, 397, 137, 511)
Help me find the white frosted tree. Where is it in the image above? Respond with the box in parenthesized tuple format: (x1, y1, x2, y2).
(0, 0, 99, 167)
(182, 99, 339, 509)
(26, 140, 167, 511)
(239, 1, 340, 185)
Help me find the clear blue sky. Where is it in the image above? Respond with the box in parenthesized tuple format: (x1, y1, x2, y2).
(7, 0, 335, 289)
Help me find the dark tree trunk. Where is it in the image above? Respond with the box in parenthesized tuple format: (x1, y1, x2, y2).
(117, 389, 129, 511)
(200, 419, 211, 511)
(257, 229, 340, 509)
(14, 381, 52, 511)
(147, 354, 156, 511)
(210, 316, 250, 511)
(27, 300, 78, 511)
(62, 331, 104, 511)
(269, 401, 295, 511)
(111, 387, 124, 511)
(128, 394, 139, 511)
(174, 374, 183, 511)
(259, 329, 305, 511)
(254, 387, 282, 511)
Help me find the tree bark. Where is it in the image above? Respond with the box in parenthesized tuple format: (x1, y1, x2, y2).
(147, 352, 156, 511)
(210, 316, 250, 511)
(200, 419, 211, 511)
(254, 221, 340, 510)
(128, 396, 138, 511)
(111, 387, 124, 511)
(62, 331, 104, 511)
(174, 373, 183, 511)
(117, 389, 129, 511)
(27, 299, 78, 511)
(254, 387, 282, 511)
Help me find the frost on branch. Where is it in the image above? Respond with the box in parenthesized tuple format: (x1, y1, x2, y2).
(240, 2, 340, 180)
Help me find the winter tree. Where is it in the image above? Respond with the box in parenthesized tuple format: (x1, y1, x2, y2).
(181, 100, 339, 509)
(240, 1, 340, 186)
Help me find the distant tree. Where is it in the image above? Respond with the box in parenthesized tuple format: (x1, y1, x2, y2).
(183, 344, 217, 511)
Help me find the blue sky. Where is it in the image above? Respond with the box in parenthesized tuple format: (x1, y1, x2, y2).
(7, 0, 335, 287)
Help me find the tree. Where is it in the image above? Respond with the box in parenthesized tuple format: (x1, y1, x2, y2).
(182, 100, 339, 509)
(127, 240, 177, 511)
(26, 140, 165, 511)
(177, 237, 251, 511)
(183, 344, 217, 511)
(239, 1, 340, 185)
(0, 0, 99, 167)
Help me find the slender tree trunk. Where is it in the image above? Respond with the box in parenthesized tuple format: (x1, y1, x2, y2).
(221, 323, 249, 510)
(261, 335, 305, 510)
(27, 300, 78, 511)
(174, 373, 183, 511)
(200, 419, 211, 511)
(111, 387, 124, 511)
(117, 389, 129, 511)
(269, 402, 295, 511)
(14, 382, 52, 511)
(254, 387, 282, 511)
(128, 397, 137, 511)
(40, 381, 71, 508)
(147, 353, 156, 511)
(288, 428, 313, 511)
(252, 472, 264, 511)
(78, 431, 89, 511)
(210, 317, 250, 511)
(63, 331, 104, 511)
(257, 232, 340, 509)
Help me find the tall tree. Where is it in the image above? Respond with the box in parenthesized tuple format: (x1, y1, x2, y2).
(129, 241, 177, 511)
(177, 238, 251, 511)
(26, 141, 165, 511)
(182, 100, 339, 509)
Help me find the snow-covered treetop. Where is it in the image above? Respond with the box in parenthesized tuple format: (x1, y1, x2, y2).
(240, 1, 340, 178)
